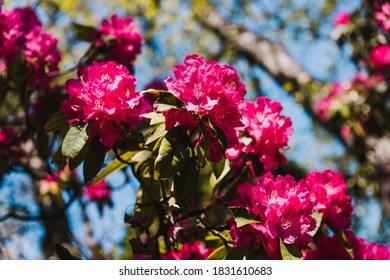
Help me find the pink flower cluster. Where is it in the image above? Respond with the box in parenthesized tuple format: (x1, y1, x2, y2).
(370, 44, 390, 71)
(0, 7, 60, 88)
(304, 231, 390, 260)
(375, 2, 390, 32)
(163, 54, 247, 162)
(161, 242, 214, 260)
(226, 97, 293, 171)
(333, 12, 350, 27)
(38, 168, 76, 197)
(61, 61, 149, 148)
(315, 72, 383, 122)
(300, 169, 354, 229)
(229, 172, 316, 259)
(228, 169, 359, 259)
(315, 81, 352, 122)
(95, 15, 143, 67)
(0, 126, 24, 161)
(85, 180, 111, 201)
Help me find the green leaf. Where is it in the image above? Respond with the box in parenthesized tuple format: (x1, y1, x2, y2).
(92, 150, 139, 185)
(62, 123, 89, 158)
(52, 145, 67, 170)
(141, 89, 184, 108)
(141, 112, 166, 125)
(44, 111, 70, 132)
(207, 156, 227, 179)
(280, 239, 302, 260)
(229, 206, 262, 228)
(69, 139, 90, 170)
(83, 137, 106, 182)
(173, 155, 200, 206)
(225, 247, 246, 260)
(73, 23, 97, 42)
(145, 123, 167, 147)
(308, 212, 324, 237)
(198, 125, 211, 160)
(207, 245, 229, 260)
(154, 126, 189, 180)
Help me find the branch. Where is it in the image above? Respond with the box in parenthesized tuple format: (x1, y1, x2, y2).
(0, 194, 77, 222)
(195, 3, 349, 148)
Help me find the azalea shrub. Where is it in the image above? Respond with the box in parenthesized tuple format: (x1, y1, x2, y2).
(0, 1, 390, 260)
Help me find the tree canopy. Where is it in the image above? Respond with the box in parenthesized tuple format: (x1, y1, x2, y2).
(0, 0, 389, 260)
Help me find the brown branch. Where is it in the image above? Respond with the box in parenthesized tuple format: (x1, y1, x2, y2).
(0, 194, 77, 222)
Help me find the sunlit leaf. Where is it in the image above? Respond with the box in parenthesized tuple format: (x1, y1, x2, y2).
(62, 123, 89, 158)
(229, 206, 262, 228)
(280, 239, 302, 260)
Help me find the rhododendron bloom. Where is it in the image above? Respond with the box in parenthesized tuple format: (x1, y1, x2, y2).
(0, 127, 24, 161)
(95, 15, 142, 66)
(162, 242, 214, 260)
(333, 12, 350, 27)
(375, 3, 390, 32)
(163, 54, 247, 162)
(345, 231, 390, 260)
(226, 97, 293, 171)
(315, 81, 352, 121)
(38, 175, 60, 196)
(0, 7, 40, 63)
(300, 170, 354, 229)
(0, 7, 60, 88)
(85, 180, 111, 200)
(370, 44, 390, 70)
(229, 172, 316, 259)
(23, 26, 61, 88)
(61, 61, 148, 148)
(303, 234, 352, 260)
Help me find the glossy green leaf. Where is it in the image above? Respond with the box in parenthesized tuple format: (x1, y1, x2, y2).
(44, 111, 70, 132)
(145, 123, 167, 146)
(69, 139, 90, 170)
(229, 206, 262, 228)
(92, 150, 138, 185)
(73, 23, 97, 42)
(83, 136, 106, 182)
(141, 112, 166, 125)
(62, 123, 89, 158)
(173, 155, 200, 206)
(207, 245, 228, 260)
(154, 127, 189, 180)
(280, 239, 302, 260)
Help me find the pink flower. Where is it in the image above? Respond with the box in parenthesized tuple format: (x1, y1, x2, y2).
(0, 7, 40, 63)
(345, 231, 390, 260)
(226, 97, 293, 171)
(0, 127, 24, 161)
(95, 15, 142, 66)
(61, 61, 147, 148)
(300, 170, 354, 229)
(23, 26, 61, 88)
(229, 172, 315, 259)
(0, 7, 60, 88)
(375, 3, 390, 32)
(333, 12, 350, 27)
(303, 234, 352, 260)
(370, 44, 390, 70)
(315, 81, 351, 121)
(85, 180, 111, 201)
(340, 124, 352, 140)
(162, 242, 214, 260)
(163, 54, 247, 162)
(38, 175, 60, 196)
